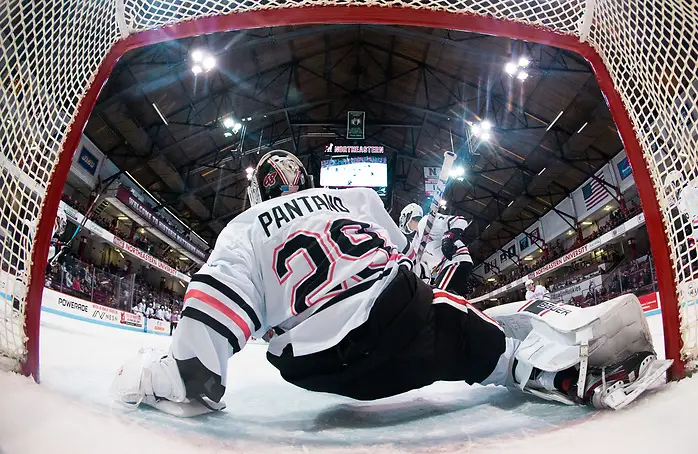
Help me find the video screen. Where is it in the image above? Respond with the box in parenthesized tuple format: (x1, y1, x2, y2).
(320, 155, 387, 188)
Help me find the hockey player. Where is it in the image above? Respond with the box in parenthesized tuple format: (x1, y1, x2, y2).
(399, 203, 474, 296)
(525, 279, 550, 301)
(113, 150, 669, 416)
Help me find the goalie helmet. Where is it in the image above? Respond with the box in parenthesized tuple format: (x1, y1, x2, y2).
(247, 150, 313, 206)
(399, 203, 423, 235)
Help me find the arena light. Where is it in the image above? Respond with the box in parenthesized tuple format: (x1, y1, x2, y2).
(191, 49, 204, 63)
(232, 122, 242, 134)
(504, 56, 530, 80)
(223, 132, 232, 138)
(487, 277, 496, 282)
(582, 220, 593, 226)
(577, 122, 588, 134)
(191, 49, 215, 73)
(117, 215, 128, 221)
(246, 166, 254, 180)
(222, 117, 235, 128)
(547, 110, 564, 131)
(538, 167, 546, 176)
(152, 102, 168, 125)
(471, 120, 493, 141)
(439, 199, 447, 208)
(202, 56, 216, 71)
(180, 256, 189, 261)
(179, 281, 186, 288)
(604, 205, 613, 211)
(449, 166, 465, 180)
(567, 229, 575, 236)
(524, 256, 533, 261)
(507, 200, 514, 207)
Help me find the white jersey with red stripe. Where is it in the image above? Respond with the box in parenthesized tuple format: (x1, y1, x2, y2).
(178, 187, 414, 374)
(412, 214, 472, 275)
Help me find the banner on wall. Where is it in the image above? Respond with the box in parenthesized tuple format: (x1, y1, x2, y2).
(424, 167, 441, 197)
(471, 213, 646, 303)
(59, 200, 191, 282)
(116, 186, 207, 261)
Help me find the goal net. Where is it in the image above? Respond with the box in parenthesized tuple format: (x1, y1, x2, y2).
(1, 0, 697, 380)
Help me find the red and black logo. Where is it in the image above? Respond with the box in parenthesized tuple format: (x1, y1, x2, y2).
(263, 171, 277, 188)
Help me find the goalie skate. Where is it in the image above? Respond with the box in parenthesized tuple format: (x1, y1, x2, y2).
(584, 352, 673, 410)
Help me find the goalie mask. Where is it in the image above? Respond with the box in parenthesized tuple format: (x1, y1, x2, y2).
(399, 203, 423, 235)
(247, 150, 313, 206)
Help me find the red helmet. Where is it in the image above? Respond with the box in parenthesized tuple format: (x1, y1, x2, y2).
(247, 150, 313, 205)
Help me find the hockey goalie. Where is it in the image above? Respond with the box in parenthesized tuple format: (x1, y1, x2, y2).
(112, 150, 671, 416)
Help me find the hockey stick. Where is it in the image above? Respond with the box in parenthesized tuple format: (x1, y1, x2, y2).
(415, 151, 457, 264)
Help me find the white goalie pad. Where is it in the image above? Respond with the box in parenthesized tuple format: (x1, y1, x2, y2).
(484, 294, 655, 373)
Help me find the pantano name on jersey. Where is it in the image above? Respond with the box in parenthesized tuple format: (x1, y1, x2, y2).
(257, 194, 351, 237)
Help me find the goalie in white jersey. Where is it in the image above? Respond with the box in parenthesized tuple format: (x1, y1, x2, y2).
(113, 150, 665, 414)
(399, 203, 473, 296)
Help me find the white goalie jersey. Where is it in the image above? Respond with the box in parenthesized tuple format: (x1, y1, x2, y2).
(177, 187, 414, 370)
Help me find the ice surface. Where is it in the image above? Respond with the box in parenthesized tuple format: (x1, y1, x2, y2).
(0, 310, 690, 453)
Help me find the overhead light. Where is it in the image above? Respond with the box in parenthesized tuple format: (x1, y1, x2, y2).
(179, 280, 186, 288)
(439, 199, 447, 208)
(567, 229, 575, 236)
(152, 102, 168, 125)
(191, 50, 204, 63)
(577, 122, 588, 134)
(507, 200, 514, 207)
(138, 227, 146, 234)
(485, 224, 491, 230)
(487, 277, 497, 282)
(538, 167, 546, 176)
(471, 120, 493, 141)
(489, 298, 498, 302)
(232, 123, 242, 134)
(449, 166, 465, 179)
(538, 249, 543, 253)
(524, 256, 534, 261)
(505, 57, 530, 80)
(117, 215, 129, 221)
(223, 117, 235, 128)
(202, 56, 216, 71)
(504, 62, 518, 75)
(191, 64, 203, 75)
(547, 110, 564, 131)
(582, 220, 593, 226)
(246, 117, 252, 121)
(224, 132, 232, 138)
(117, 250, 125, 259)
(180, 256, 189, 261)
(604, 205, 613, 211)
(246, 166, 254, 180)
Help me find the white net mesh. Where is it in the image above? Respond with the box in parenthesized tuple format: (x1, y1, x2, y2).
(1, 0, 697, 372)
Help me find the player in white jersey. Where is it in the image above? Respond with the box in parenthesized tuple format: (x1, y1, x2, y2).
(113, 151, 664, 414)
(399, 203, 473, 296)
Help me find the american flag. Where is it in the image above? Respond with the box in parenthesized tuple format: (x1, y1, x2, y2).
(582, 176, 609, 211)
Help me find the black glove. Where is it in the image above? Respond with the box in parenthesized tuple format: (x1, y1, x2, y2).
(441, 228, 464, 260)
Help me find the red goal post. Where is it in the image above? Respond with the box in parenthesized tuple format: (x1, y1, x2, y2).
(1, 1, 695, 382)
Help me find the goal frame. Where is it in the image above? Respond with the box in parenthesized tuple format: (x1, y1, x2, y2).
(22, 6, 683, 381)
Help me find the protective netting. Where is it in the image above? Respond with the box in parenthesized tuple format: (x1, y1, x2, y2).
(1, 0, 697, 373)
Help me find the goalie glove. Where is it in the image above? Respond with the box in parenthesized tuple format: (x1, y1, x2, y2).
(441, 228, 465, 260)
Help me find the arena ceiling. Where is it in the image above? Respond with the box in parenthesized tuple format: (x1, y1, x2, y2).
(84, 24, 624, 264)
